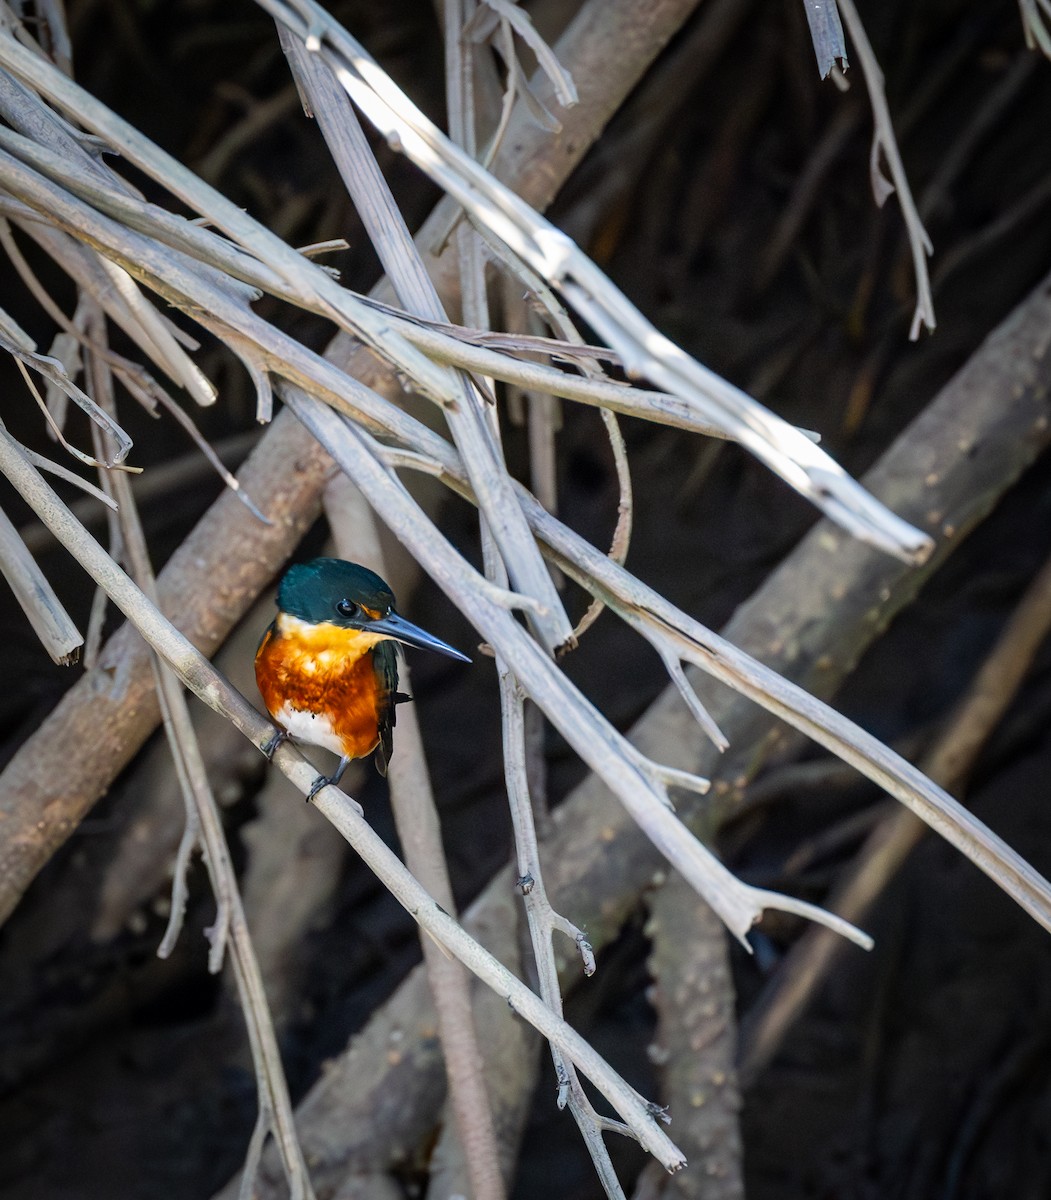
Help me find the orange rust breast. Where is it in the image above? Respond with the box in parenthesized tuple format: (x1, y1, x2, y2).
(255, 617, 387, 761)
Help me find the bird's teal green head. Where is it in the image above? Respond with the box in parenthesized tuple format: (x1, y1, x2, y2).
(278, 558, 395, 626)
(276, 558, 470, 662)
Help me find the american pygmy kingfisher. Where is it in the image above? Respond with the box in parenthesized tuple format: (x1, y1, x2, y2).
(256, 558, 470, 794)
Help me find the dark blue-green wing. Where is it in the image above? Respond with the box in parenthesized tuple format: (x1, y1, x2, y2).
(373, 640, 399, 776)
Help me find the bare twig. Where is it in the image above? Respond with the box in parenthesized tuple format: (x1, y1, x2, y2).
(0, 314, 133, 465)
(324, 478, 506, 1200)
(0, 429, 688, 1176)
(0, 35, 487, 411)
(0, 42, 1041, 945)
(388, 671, 507, 1200)
(492, 259, 635, 651)
(834, 0, 935, 337)
(279, 27, 572, 656)
(1019, 0, 1051, 57)
(0, 0, 710, 929)
(288, 390, 875, 950)
(265, 362, 1051, 943)
(18, 430, 257, 554)
(432, 5, 514, 1194)
(84, 323, 313, 1200)
(7, 436, 118, 510)
(212, 270, 1051, 1199)
(254, 0, 933, 561)
(0, 501, 81, 663)
(499, 668, 621, 1194)
(802, 0, 848, 78)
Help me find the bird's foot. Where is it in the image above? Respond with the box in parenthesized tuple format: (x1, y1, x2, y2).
(306, 756, 361, 813)
(306, 774, 329, 803)
(262, 728, 289, 761)
(306, 773, 364, 815)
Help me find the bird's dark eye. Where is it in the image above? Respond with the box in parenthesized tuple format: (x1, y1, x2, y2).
(337, 599, 358, 618)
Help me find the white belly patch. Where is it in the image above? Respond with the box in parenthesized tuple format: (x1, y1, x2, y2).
(276, 702, 345, 757)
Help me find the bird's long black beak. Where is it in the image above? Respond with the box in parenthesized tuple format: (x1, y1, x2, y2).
(371, 612, 472, 663)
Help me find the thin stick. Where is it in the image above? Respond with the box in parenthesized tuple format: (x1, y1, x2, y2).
(499, 667, 621, 1194)
(84, 326, 314, 1200)
(0, 0, 729, 936)
(0, 501, 81, 663)
(289, 392, 873, 950)
(431, 5, 513, 1194)
(0, 430, 687, 1176)
(1018, 0, 1051, 58)
(834, 0, 935, 338)
(252, 0, 933, 561)
(201, 276, 1051, 1193)
(0, 13, 925, 560)
(324, 479, 507, 1200)
(2, 118, 828, 451)
(316, 381, 1051, 943)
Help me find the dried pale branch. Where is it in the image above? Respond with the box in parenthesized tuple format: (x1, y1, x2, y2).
(488, 252, 634, 646)
(0, 429, 688, 1177)
(802, 0, 848, 78)
(279, 26, 571, 655)
(94, 255, 217, 407)
(2, 431, 117, 509)
(0, 53, 1033, 943)
(1019, 0, 1051, 57)
(138, 379, 270, 524)
(5, 205, 264, 400)
(211, 278, 1051, 1198)
(2, 212, 213, 426)
(84, 327, 312, 1200)
(387, 684, 507, 1200)
(314, 787, 687, 1174)
(257, 0, 932, 562)
(0, 34, 481, 410)
(303, 374, 1051, 938)
(472, 0, 578, 111)
(0, 62, 127, 192)
(33, 0, 72, 75)
(256, 337, 1051, 941)
(0, 501, 81, 663)
(499, 667, 622, 1195)
(324, 479, 506, 1200)
(0, 68, 223, 400)
(0, 0, 717, 935)
(286, 389, 873, 951)
(0, 9, 1044, 1192)
(567, 405, 633, 644)
(0, 132, 814, 451)
(2, 50, 844, 472)
(430, 6, 515, 1194)
(521, 491, 1051, 935)
(834, 0, 936, 338)
(0, 146, 459, 468)
(0, 309, 133, 464)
